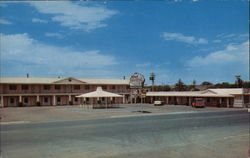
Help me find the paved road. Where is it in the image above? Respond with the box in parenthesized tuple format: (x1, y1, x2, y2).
(1, 110, 249, 158)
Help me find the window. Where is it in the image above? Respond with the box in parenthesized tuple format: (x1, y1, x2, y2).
(112, 85, 116, 90)
(21, 85, 29, 90)
(207, 98, 210, 102)
(85, 85, 90, 90)
(57, 97, 61, 102)
(74, 97, 78, 102)
(10, 97, 15, 103)
(43, 85, 50, 90)
(102, 86, 107, 90)
(44, 97, 48, 103)
(24, 97, 28, 104)
(55, 85, 61, 90)
(9, 85, 17, 90)
(74, 85, 80, 90)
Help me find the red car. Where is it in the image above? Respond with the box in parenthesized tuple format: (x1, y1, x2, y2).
(192, 98, 205, 108)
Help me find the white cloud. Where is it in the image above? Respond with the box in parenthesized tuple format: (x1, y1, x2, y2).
(212, 39, 221, 43)
(1, 33, 118, 76)
(162, 32, 208, 45)
(186, 41, 249, 82)
(32, 18, 48, 23)
(187, 41, 248, 67)
(29, 1, 118, 32)
(0, 2, 7, 7)
(0, 18, 12, 25)
(45, 32, 64, 39)
(136, 62, 152, 68)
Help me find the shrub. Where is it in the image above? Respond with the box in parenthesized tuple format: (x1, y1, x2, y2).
(36, 101, 41, 106)
(18, 102, 23, 107)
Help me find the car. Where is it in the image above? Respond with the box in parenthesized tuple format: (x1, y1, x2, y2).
(192, 98, 205, 108)
(154, 101, 165, 106)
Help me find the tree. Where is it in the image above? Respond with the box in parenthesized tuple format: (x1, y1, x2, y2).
(235, 75, 243, 88)
(149, 72, 155, 91)
(201, 81, 213, 86)
(175, 79, 186, 91)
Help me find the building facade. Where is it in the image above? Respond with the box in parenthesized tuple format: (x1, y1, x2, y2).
(0, 77, 131, 107)
(145, 88, 250, 108)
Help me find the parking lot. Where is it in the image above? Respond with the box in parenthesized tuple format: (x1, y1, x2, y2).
(0, 104, 244, 124)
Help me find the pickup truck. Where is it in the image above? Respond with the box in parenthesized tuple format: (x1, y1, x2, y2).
(192, 98, 205, 108)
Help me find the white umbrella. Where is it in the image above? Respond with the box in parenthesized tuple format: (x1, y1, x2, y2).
(76, 87, 122, 98)
(76, 87, 122, 109)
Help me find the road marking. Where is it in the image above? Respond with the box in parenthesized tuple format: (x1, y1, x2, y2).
(0, 121, 30, 125)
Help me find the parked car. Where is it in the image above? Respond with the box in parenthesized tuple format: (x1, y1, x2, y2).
(154, 101, 165, 106)
(192, 98, 205, 108)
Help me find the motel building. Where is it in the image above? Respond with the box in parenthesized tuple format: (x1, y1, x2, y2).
(0, 77, 131, 107)
(145, 88, 250, 108)
(0, 76, 249, 108)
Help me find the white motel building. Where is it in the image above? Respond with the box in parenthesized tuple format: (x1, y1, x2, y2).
(0, 76, 249, 108)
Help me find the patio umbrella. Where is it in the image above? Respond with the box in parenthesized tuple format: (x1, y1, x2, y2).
(76, 87, 122, 108)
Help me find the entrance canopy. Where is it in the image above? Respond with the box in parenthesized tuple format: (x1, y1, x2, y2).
(76, 87, 122, 98)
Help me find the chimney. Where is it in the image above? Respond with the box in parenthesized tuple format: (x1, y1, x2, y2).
(27, 73, 29, 78)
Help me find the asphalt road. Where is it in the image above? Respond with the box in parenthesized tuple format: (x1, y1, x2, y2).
(1, 110, 249, 158)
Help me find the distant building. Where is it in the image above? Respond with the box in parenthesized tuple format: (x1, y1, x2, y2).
(0, 77, 131, 107)
(146, 88, 250, 108)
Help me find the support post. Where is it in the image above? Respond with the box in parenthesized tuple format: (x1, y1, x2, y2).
(36, 95, 40, 102)
(123, 95, 125, 104)
(1, 95, 4, 107)
(226, 98, 229, 108)
(53, 95, 56, 106)
(19, 95, 22, 102)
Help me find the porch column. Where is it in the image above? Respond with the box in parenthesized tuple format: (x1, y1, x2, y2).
(53, 95, 56, 106)
(69, 95, 72, 105)
(219, 98, 222, 106)
(1, 95, 4, 107)
(226, 98, 229, 108)
(189, 97, 192, 106)
(123, 95, 125, 104)
(19, 95, 22, 103)
(166, 97, 169, 105)
(36, 95, 40, 102)
(176, 97, 179, 105)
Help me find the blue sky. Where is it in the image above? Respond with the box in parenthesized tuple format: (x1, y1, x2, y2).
(0, 0, 249, 85)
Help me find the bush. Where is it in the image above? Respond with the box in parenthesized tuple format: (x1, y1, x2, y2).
(18, 102, 23, 107)
(36, 101, 41, 106)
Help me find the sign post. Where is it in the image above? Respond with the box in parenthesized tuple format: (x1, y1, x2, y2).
(129, 72, 145, 112)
